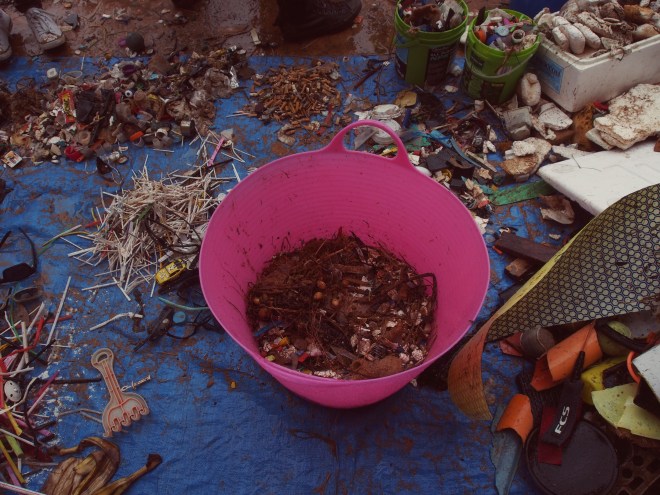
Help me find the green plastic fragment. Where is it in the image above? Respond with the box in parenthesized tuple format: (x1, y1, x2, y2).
(490, 180, 555, 206)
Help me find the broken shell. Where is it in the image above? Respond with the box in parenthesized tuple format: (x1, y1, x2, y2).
(371, 119, 401, 145)
(370, 104, 402, 120)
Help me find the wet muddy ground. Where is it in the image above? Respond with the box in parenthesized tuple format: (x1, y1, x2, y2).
(1, 0, 500, 59)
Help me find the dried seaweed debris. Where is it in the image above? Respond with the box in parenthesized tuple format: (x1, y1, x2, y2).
(247, 230, 437, 380)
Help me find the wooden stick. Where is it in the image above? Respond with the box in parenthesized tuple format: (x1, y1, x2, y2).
(47, 276, 71, 345)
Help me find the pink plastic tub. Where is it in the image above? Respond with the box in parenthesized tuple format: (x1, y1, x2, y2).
(199, 120, 489, 408)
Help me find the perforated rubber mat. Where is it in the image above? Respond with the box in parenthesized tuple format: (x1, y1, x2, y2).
(489, 183, 660, 341)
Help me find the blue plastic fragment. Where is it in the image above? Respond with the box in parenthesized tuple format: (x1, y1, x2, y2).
(173, 311, 187, 325)
(253, 320, 284, 337)
(490, 405, 523, 495)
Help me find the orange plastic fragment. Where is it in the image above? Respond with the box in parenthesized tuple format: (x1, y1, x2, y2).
(497, 394, 534, 443)
(129, 130, 144, 142)
(531, 321, 602, 391)
(448, 315, 495, 420)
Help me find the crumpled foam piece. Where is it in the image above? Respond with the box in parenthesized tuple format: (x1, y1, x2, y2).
(594, 84, 660, 150)
(538, 104, 573, 131)
(511, 140, 537, 157)
(500, 138, 552, 181)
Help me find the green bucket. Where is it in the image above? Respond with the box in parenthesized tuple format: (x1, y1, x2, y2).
(460, 9, 540, 104)
(394, 1, 468, 86)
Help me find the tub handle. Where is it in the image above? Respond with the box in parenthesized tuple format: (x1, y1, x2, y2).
(320, 119, 414, 170)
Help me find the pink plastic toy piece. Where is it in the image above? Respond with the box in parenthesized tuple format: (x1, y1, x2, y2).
(91, 348, 149, 436)
(199, 120, 490, 408)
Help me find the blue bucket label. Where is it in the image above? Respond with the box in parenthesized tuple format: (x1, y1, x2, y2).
(532, 55, 564, 94)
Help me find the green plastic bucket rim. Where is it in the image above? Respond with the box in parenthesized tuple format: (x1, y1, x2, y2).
(394, 0, 469, 48)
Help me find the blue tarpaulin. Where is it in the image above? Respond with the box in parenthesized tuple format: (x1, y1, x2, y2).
(0, 55, 571, 494)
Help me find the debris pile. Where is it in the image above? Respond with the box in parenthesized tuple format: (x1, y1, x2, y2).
(81, 167, 222, 295)
(472, 8, 539, 52)
(398, 0, 466, 33)
(246, 230, 436, 379)
(242, 61, 343, 126)
(0, 47, 249, 168)
(536, 0, 660, 56)
(0, 285, 76, 491)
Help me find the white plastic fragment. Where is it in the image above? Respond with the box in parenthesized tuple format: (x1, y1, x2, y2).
(415, 166, 432, 177)
(517, 73, 541, 107)
(538, 103, 573, 131)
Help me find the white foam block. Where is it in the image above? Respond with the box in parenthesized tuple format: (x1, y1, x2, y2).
(537, 141, 660, 216)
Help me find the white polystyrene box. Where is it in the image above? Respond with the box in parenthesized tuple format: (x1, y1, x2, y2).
(531, 34, 660, 113)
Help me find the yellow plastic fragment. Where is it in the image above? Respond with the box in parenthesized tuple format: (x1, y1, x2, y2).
(581, 356, 626, 405)
(592, 383, 660, 440)
(4, 435, 22, 457)
(0, 439, 24, 484)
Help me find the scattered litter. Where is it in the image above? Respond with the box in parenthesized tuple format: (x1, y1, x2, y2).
(0, 47, 248, 167)
(81, 165, 223, 295)
(398, 0, 466, 33)
(242, 62, 344, 126)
